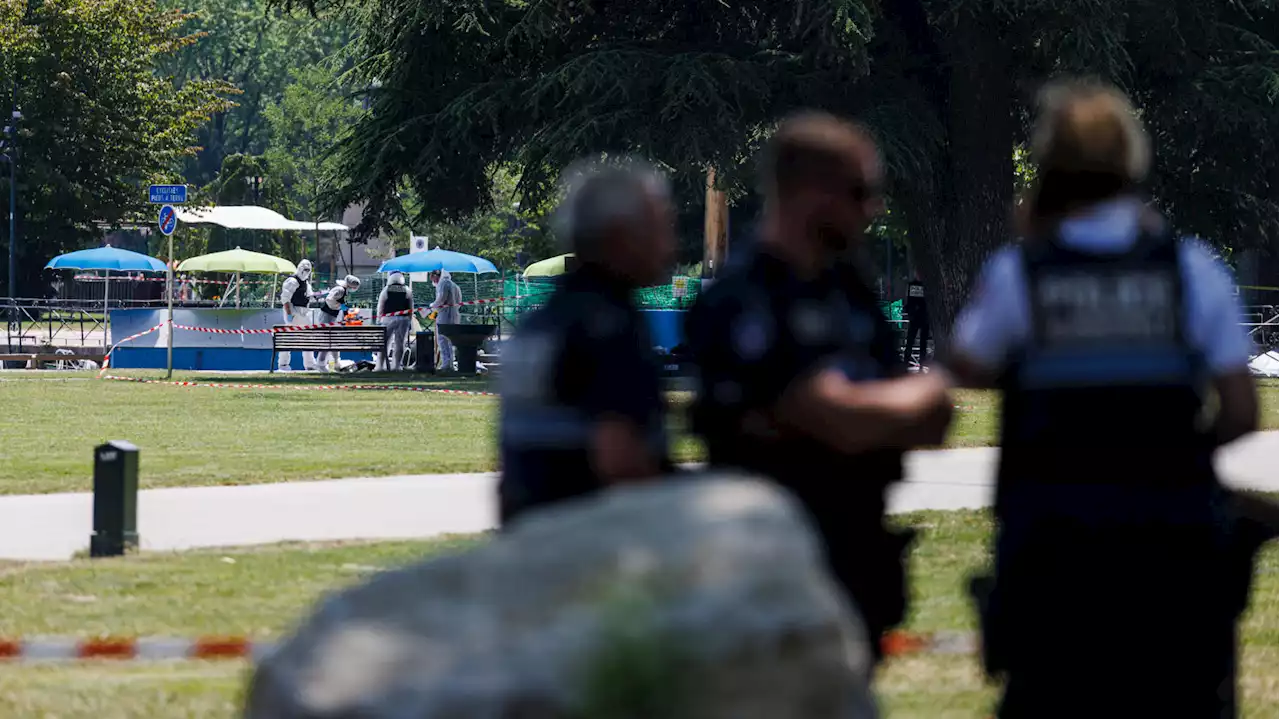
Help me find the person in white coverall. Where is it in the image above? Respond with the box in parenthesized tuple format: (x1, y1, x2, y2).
(376, 271, 414, 371)
(429, 269, 462, 371)
(277, 259, 317, 371)
(314, 274, 361, 371)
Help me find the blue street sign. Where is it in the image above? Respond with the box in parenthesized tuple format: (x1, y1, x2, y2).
(148, 184, 188, 204)
(158, 205, 178, 236)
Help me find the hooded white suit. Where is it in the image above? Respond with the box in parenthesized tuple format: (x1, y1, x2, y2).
(430, 269, 463, 370)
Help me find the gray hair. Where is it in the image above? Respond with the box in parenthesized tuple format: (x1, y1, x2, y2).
(553, 157, 670, 258)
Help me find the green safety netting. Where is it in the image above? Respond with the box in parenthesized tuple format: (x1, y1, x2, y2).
(179, 270, 902, 328)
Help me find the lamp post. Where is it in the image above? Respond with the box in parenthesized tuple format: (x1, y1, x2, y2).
(2, 83, 20, 310)
(244, 174, 264, 252)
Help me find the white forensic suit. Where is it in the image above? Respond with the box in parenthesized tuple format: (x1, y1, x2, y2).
(277, 260, 317, 371)
(376, 273, 414, 371)
(430, 270, 463, 370)
(313, 278, 355, 371)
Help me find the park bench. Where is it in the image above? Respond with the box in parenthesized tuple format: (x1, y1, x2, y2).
(270, 325, 387, 372)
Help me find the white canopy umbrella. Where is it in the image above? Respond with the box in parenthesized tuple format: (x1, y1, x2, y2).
(176, 205, 350, 302)
(175, 205, 349, 232)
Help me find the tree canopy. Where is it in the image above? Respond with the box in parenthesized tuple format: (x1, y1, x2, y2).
(278, 0, 1276, 327)
(1, 0, 231, 295)
(158, 0, 352, 186)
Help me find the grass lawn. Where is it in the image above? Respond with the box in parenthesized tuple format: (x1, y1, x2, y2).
(0, 510, 1273, 717)
(0, 372, 984, 495)
(0, 372, 1273, 496)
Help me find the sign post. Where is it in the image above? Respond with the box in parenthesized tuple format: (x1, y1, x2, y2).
(150, 188, 185, 378)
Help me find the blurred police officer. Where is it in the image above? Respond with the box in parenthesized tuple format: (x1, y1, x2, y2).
(685, 112, 953, 669)
(947, 80, 1267, 718)
(497, 159, 677, 525)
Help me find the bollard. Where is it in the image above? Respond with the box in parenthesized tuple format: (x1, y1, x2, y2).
(90, 440, 139, 558)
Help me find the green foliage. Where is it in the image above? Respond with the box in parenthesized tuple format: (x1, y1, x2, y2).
(0, 0, 231, 293)
(263, 63, 365, 223)
(278, 0, 1275, 322)
(409, 167, 555, 268)
(572, 584, 694, 719)
(157, 0, 352, 185)
(279, 0, 882, 240)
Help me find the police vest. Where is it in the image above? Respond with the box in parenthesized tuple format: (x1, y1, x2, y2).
(319, 286, 346, 317)
(382, 285, 411, 314)
(287, 275, 310, 309)
(996, 227, 1211, 504)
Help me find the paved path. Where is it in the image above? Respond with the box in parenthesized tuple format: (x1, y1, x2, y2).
(0, 433, 1274, 561)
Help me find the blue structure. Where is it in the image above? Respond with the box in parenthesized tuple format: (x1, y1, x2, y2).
(640, 310, 685, 350)
(108, 308, 374, 370)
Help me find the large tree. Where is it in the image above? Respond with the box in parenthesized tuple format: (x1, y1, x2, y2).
(158, 0, 352, 185)
(0, 0, 231, 295)
(282, 0, 1276, 331)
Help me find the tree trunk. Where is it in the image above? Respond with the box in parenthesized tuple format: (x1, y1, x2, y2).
(903, 7, 1016, 352)
(703, 167, 729, 278)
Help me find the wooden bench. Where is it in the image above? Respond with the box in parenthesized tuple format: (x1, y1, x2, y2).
(271, 326, 387, 372)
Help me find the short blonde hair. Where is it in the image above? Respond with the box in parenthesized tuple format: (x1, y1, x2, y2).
(1031, 79, 1150, 184)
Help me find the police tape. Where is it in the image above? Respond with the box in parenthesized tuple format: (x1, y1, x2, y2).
(98, 321, 170, 376)
(171, 294, 528, 335)
(0, 631, 974, 663)
(99, 373, 498, 397)
(0, 636, 270, 662)
(73, 274, 247, 286)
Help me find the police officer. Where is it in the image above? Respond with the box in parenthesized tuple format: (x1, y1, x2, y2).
(685, 112, 953, 669)
(314, 274, 361, 371)
(947, 80, 1266, 717)
(277, 259, 316, 372)
(902, 270, 929, 366)
(376, 270, 414, 371)
(498, 158, 676, 525)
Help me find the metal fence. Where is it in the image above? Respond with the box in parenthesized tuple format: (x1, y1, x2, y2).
(8, 274, 1278, 356)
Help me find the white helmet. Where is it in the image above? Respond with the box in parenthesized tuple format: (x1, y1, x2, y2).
(296, 259, 312, 280)
(388, 271, 406, 285)
(343, 274, 361, 291)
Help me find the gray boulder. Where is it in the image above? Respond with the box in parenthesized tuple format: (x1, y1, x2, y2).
(244, 473, 877, 719)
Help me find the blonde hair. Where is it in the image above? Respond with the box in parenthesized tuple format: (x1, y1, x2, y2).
(1021, 79, 1150, 237)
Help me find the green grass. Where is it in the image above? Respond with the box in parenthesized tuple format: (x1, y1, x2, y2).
(0, 372, 1019, 495)
(0, 512, 1274, 718)
(0, 373, 1272, 495)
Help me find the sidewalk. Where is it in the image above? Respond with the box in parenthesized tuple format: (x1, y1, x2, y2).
(0, 432, 1274, 561)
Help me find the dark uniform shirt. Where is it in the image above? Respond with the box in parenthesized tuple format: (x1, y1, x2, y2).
(685, 246, 913, 648)
(905, 279, 928, 321)
(498, 266, 671, 524)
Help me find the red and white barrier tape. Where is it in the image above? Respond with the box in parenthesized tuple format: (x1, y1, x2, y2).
(98, 321, 169, 375)
(100, 374, 497, 397)
(74, 274, 247, 286)
(0, 636, 272, 662)
(0, 631, 970, 663)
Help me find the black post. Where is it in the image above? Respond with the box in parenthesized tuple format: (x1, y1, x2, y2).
(90, 440, 139, 557)
(7, 81, 16, 304)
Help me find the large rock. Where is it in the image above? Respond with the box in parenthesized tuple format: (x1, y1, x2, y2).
(244, 474, 877, 719)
